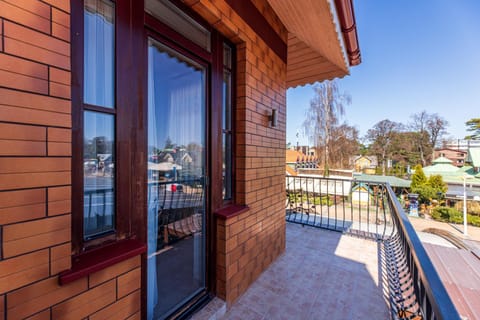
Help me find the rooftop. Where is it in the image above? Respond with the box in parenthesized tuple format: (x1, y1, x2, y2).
(354, 173, 411, 188)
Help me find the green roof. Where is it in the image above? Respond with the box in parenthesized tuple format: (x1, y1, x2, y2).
(459, 165, 474, 174)
(424, 157, 461, 175)
(354, 174, 411, 188)
(423, 162, 480, 185)
(432, 156, 453, 164)
(467, 148, 480, 167)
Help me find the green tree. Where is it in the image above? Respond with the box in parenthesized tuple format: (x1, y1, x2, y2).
(410, 168, 447, 204)
(427, 174, 447, 194)
(465, 118, 480, 140)
(411, 164, 427, 189)
(412, 185, 437, 204)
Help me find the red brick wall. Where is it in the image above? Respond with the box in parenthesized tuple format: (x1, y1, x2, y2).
(0, 1, 141, 318)
(0, 0, 288, 316)
(184, 0, 288, 304)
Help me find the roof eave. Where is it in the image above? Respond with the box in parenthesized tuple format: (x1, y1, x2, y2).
(267, 0, 361, 88)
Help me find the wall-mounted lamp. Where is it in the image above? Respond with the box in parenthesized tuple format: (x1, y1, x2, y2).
(268, 108, 278, 128)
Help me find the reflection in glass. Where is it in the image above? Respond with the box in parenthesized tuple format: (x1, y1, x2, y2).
(84, 0, 115, 108)
(222, 43, 233, 200)
(147, 38, 206, 319)
(83, 111, 115, 240)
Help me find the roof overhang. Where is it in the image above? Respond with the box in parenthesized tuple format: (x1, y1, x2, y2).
(267, 0, 361, 88)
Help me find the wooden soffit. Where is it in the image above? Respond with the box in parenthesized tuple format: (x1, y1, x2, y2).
(267, 0, 360, 88)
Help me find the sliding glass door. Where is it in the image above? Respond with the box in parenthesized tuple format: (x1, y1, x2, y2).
(146, 38, 207, 319)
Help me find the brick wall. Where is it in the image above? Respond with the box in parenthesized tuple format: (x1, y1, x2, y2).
(0, 1, 141, 318)
(184, 0, 288, 304)
(0, 0, 288, 316)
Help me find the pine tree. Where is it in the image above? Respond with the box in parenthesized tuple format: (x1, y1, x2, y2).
(411, 164, 427, 189)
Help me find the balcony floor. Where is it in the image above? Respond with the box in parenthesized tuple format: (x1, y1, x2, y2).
(217, 223, 390, 319)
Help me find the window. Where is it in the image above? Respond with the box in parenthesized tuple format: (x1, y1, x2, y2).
(78, 0, 116, 244)
(222, 43, 233, 200)
(145, 0, 211, 51)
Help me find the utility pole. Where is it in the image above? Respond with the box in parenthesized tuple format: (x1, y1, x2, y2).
(296, 131, 299, 152)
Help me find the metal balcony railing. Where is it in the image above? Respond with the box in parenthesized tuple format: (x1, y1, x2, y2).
(286, 175, 461, 320)
(148, 179, 205, 249)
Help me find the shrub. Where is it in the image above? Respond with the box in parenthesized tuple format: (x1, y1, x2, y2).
(411, 185, 437, 204)
(468, 214, 480, 227)
(287, 192, 333, 206)
(454, 201, 480, 216)
(431, 206, 462, 223)
(431, 206, 480, 226)
(310, 195, 333, 206)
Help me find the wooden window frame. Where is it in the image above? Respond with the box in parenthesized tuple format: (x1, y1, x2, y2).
(221, 42, 236, 204)
(70, 0, 238, 298)
(71, 0, 132, 254)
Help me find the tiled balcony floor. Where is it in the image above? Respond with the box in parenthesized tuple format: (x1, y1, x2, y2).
(220, 223, 390, 320)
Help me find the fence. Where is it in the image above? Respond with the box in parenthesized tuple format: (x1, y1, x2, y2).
(285, 175, 460, 320)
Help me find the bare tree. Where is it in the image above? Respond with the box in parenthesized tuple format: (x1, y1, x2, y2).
(409, 111, 449, 164)
(329, 123, 359, 168)
(409, 111, 430, 166)
(365, 119, 402, 175)
(303, 80, 351, 175)
(426, 114, 449, 160)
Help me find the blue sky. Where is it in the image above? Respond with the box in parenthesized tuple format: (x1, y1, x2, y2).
(287, 0, 480, 146)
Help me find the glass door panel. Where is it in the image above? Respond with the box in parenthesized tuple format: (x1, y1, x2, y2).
(147, 38, 207, 319)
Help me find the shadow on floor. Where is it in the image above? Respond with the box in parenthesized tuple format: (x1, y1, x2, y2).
(218, 223, 390, 320)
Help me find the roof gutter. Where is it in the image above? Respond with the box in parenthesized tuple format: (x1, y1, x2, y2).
(334, 0, 361, 66)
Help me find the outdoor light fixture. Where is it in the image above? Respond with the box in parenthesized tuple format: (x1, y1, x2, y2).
(269, 108, 278, 127)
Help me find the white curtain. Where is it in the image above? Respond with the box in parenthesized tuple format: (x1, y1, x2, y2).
(168, 74, 204, 159)
(146, 40, 206, 319)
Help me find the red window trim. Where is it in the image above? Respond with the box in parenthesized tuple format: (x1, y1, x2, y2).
(214, 204, 249, 220)
(59, 239, 146, 285)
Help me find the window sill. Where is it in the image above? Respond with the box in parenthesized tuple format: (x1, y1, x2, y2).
(214, 204, 249, 220)
(58, 239, 146, 285)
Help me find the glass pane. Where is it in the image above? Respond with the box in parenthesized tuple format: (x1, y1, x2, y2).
(223, 70, 232, 131)
(223, 133, 232, 200)
(84, 0, 115, 108)
(147, 38, 206, 320)
(145, 0, 211, 52)
(223, 44, 232, 69)
(222, 70, 232, 200)
(83, 111, 115, 239)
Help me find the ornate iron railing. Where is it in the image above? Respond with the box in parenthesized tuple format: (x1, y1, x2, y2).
(286, 175, 394, 240)
(148, 179, 204, 249)
(285, 175, 460, 320)
(385, 184, 460, 320)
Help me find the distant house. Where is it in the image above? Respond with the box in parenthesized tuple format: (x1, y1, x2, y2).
(286, 149, 319, 176)
(293, 145, 317, 157)
(351, 183, 374, 206)
(354, 173, 410, 195)
(434, 148, 467, 167)
(423, 156, 480, 200)
(444, 139, 480, 151)
(350, 155, 378, 173)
